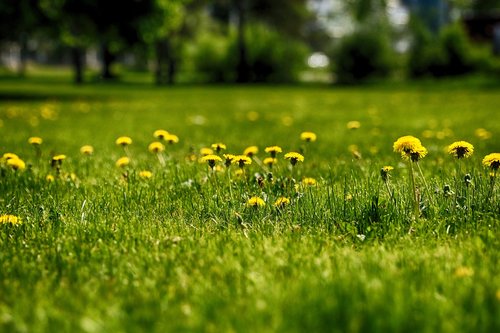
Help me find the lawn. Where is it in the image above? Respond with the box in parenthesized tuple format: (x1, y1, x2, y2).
(0, 74, 499, 332)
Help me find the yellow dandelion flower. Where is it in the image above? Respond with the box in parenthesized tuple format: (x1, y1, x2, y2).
(243, 146, 259, 157)
(265, 146, 282, 158)
(247, 196, 265, 207)
(139, 170, 153, 179)
(393, 136, 427, 162)
(347, 121, 361, 130)
(200, 147, 214, 156)
(234, 169, 245, 178)
(402, 145, 428, 162)
(223, 154, 236, 167)
(46, 174, 55, 182)
(165, 134, 179, 144)
(447, 141, 474, 159)
(474, 128, 492, 140)
(232, 155, 252, 168)
(482, 153, 500, 170)
(116, 156, 130, 168)
(302, 177, 317, 186)
(263, 157, 277, 167)
(51, 155, 66, 169)
(454, 266, 474, 278)
(393, 135, 422, 154)
(28, 136, 43, 145)
(380, 166, 394, 182)
(52, 154, 66, 163)
(284, 152, 304, 166)
(0, 214, 22, 225)
(211, 143, 226, 152)
(7, 157, 26, 171)
(3, 153, 19, 160)
(148, 141, 165, 154)
(116, 136, 132, 146)
(300, 131, 317, 142)
(422, 130, 434, 139)
(80, 145, 94, 155)
(154, 129, 169, 140)
(274, 197, 290, 208)
(200, 154, 222, 169)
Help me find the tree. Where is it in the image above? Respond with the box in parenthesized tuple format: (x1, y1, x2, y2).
(139, 0, 190, 85)
(206, 0, 313, 82)
(0, 0, 49, 76)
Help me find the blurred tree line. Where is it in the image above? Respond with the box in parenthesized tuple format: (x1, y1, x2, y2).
(0, 0, 499, 84)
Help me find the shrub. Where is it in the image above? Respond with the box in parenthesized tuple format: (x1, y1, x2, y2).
(189, 24, 309, 83)
(333, 28, 394, 84)
(408, 22, 485, 78)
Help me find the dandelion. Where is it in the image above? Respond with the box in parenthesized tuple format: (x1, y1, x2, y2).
(454, 266, 474, 278)
(274, 197, 290, 208)
(148, 141, 165, 154)
(244, 146, 259, 157)
(474, 128, 492, 140)
(447, 141, 474, 159)
(3, 153, 19, 160)
(247, 196, 265, 208)
(232, 155, 252, 168)
(393, 136, 428, 162)
(284, 152, 304, 166)
(51, 155, 66, 172)
(265, 146, 282, 158)
(263, 157, 277, 167)
(116, 157, 130, 168)
(0, 214, 22, 225)
(46, 174, 55, 182)
(300, 131, 317, 142)
(302, 177, 317, 186)
(7, 157, 26, 171)
(139, 170, 153, 179)
(116, 136, 132, 146)
(211, 143, 226, 153)
(28, 136, 43, 145)
(154, 129, 169, 140)
(223, 154, 236, 167)
(80, 145, 94, 155)
(200, 154, 222, 170)
(165, 134, 179, 144)
(482, 153, 500, 171)
(393, 135, 421, 153)
(393, 135, 428, 217)
(380, 166, 394, 182)
(200, 148, 214, 156)
(347, 121, 361, 130)
(404, 145, 428, 162)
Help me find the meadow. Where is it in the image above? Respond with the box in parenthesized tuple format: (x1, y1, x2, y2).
(0, 74, 499, 332)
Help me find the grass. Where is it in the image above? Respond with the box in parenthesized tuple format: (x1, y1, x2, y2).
(0, 72, 499, 332)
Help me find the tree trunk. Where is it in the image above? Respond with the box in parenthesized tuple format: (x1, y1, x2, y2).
(101, 43, 116, 79)
(71, 46, 85, 84)
(18, 33, 28, 77)
(155, 38, 176, 85)
(235, 0, 249, 83)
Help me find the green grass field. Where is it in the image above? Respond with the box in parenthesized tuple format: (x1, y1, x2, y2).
(0, 74, 499, 332)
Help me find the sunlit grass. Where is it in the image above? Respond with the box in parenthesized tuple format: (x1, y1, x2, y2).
(0, 75, 499, 332)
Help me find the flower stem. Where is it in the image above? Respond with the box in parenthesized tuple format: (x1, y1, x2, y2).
(408, 161, 419, 218)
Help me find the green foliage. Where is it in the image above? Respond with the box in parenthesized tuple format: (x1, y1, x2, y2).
(333, 28, 395, 84)
(407, 22, 492, 78)
(189, 24, 308, 83)
(0, 76, 499, 332)
(240, 24, 309, 83)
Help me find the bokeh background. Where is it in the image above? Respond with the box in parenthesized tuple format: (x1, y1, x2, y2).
(1, 0, 500, 85)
